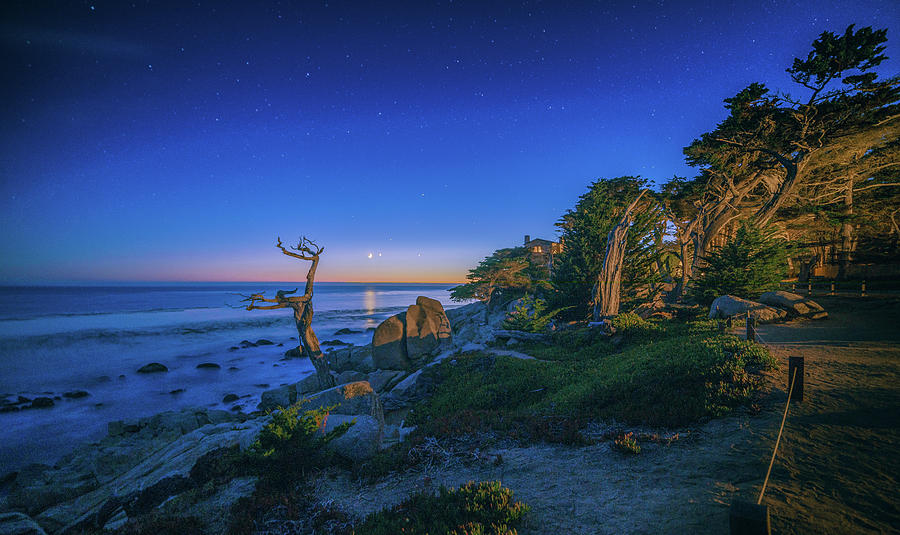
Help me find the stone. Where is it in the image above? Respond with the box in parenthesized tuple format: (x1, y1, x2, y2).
(405, 296, 452, 365)
(758, 291, 827, 319)
(366, 369, 405, 393)
(258, 384, 297, 411)
(29, 397, 54, 409)
(222, 393, 239, 403)
(334, 370, 367, 385)
(283, 346, 302, 358)
(255, 339, 274, 345)
(196, 363, 221, 369)
(327, 344, 375, 374)
(0, 512, 47, 535)
(34, 418, 267, 533)
(372, 313, 410, 370)
(297, 381, 383, 424)
(156, 476, 257, 535)
(136, 363, 168, 374)
(322, 339, 352, 347)
(381, 369, 435, 412)
(239, 340, 256, 348)
(62, 391, 90, 399)
(334, 328, 361, 335)
(709, 295, 787, 323)
(321, 415, 382, 461)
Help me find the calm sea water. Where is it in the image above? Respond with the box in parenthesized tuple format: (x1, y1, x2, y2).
(0, 282, 458, 473)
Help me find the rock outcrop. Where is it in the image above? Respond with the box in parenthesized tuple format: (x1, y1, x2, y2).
(708, 295, 787, 323)
(758, 291, 827, 319)
(5, 409, 263, 534)
(372, 297, 452, 370)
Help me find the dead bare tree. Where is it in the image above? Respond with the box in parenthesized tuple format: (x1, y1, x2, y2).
(240, 237, 335, 390)
(592, 189, 649, 321)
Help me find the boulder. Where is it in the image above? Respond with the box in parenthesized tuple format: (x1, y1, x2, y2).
(136, 363, 168, 374)
(366, 369, 405, 393)
(222, 393, 239, 403)
(258, 384, 297, 411)
(297, 381, 383, 424)
(334, 370, 367, 385)
(372, 313, 410, 370)
(0, 512, 47, 535)
(381, 369, 435, 412)
(255, 339, 274, 345)
(758, 291, 828, 319)
(62, 391, 89, 399)
(405, 296, 452, 365)
(334, 328, 361, 335)
(196, 363, 220, 370)
(321, 414, 382, 461)
(283, 346, 302, 359)
(327, 344, 375, 373)
(29, 397, 54, 409)
(709, 295, 787, 323)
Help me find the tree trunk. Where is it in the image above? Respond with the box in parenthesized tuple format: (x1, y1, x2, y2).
(296, 302, 334, 389)
(592, 190, 648, 320)
(838, 178, 854, 280)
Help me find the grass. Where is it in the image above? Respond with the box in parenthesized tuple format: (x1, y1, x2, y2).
(407, 315, 776, 440)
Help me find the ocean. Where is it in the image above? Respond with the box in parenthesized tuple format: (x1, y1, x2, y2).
(0, 282, 459, 474)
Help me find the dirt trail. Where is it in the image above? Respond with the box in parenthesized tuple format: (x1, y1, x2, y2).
(314, 296, 899, 534)
(751, 296, 900, 534)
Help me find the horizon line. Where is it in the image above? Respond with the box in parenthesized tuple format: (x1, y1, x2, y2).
(0, 279, 464, 286)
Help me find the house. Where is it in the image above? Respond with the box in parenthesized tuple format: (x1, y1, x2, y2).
(523, 234, 563, 272)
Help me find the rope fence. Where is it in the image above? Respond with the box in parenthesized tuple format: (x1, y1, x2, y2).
(727, 311, 804, 535)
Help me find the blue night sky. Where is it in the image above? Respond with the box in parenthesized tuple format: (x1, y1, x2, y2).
(2, 1, 898, 283)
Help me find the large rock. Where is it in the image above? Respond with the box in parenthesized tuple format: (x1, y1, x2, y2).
(366, 369, 405, 393)
(0, 513, 47, 535)
(709, 295, 787, 323)
(381, 369, 436, 412)
(258, 384, 296, 411)
(296, 381, 383, 424)
(321, 414, 382, 461)
(327, 344, 375, 373)
(405, 296, 452, 365)
(31, 417, 266, 533)
(372, 297, 453, 370)
(758, 291, 827, 319)
(372, 313, 410, 370)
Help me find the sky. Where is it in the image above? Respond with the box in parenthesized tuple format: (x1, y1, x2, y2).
(1, 0, 898, 284)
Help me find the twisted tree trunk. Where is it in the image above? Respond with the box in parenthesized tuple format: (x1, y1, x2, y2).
(592, 189, 648, 321)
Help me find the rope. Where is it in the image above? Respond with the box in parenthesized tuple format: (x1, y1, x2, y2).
(757, 367, 797, 505)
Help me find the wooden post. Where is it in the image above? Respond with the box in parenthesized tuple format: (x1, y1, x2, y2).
(746, 311, 756, 342)
(830, 281, 835, 296)
(861, 280, 867, 297)
(729, 500, 771, 535)
(789, 356, 804, 403)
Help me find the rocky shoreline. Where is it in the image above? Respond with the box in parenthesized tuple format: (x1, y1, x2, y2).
(0, 296, 506, 534)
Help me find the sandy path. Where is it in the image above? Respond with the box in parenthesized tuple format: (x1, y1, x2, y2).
(750, 296, 900, 534)
(313, 296, 899, 534)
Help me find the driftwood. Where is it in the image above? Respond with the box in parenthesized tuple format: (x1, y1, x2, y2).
(239, 237, 335, 389)
(592, 189, 649, 321)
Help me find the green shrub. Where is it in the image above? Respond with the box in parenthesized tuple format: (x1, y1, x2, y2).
(692, 222, 789, 304)
(502, 295, 571, 333)
(245, 403, 352, 487)
(354, 481, 529, 535)
(409, 326, 776, 432)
